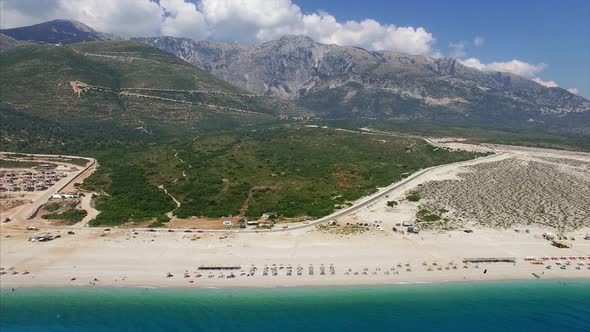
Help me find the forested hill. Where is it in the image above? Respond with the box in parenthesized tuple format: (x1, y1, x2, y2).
(0, 40, 307, 152)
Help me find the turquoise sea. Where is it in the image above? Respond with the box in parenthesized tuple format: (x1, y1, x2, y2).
(1, 280, 589, 331)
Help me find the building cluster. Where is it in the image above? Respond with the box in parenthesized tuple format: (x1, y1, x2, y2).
(0, 164, 73, 193)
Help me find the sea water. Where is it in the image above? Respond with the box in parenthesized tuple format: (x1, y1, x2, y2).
(1, 280, 589, 331)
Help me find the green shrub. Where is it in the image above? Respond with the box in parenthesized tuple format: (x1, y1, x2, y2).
(44, 202, 61, 212)
(407, 193, 421, 202)
(148, 220, 166, 228)
(422, 214, 441, 222)
(157, 215, 171, 223)
(42, 209, 87, 225)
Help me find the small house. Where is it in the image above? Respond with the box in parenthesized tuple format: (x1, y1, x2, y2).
(52, 193, 80, 199)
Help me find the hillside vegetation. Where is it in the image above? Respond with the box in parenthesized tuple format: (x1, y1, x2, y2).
(0, 41, 306, 151)
(326, 120, 590, 152)
(83, 126, 483, 226)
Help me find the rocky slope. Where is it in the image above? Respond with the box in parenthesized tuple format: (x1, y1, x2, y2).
(137, 35, 590, 133)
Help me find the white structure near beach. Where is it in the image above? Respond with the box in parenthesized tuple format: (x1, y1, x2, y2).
(52, 193, 80, 199)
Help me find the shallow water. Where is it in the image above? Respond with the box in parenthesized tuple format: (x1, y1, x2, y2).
(1, 280, 589, 331)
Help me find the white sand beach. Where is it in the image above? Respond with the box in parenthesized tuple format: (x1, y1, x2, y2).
(1, 141, 589, 288)
(0, 224, 589, 288)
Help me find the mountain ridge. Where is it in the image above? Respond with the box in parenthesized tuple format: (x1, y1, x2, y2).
(136, 34, 590, 133)
(1, 20, 588, 135)
(0, 19, 121, 44)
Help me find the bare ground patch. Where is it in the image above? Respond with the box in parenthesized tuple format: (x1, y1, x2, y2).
(333, 170, 362, 188)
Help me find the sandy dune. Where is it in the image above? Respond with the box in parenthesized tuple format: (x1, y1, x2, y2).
(345, 141, 590, 235)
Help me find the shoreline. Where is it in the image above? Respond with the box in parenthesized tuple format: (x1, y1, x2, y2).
(2, 276, 589, 291)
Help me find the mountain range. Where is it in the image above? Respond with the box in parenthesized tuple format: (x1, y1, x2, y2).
(136, 35, 590, 133)
(1, 19, 589, 137)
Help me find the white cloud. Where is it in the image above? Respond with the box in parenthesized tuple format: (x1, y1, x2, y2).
(532, 77, 558, 88)
(0, 0, 163, 37)
(0, 0, 437, 55)
(448, 41, 466, 58)
(0, 0, 60, 28)
(460, 58, 546, 77)
(567, 88, 579, 94)
(160, 0, 208, 40)
(198, 0, 436, 54)
(298, 14, 435, 54)
(201, 0, 304, 43)
(1, 0, 569, 91)
(474, 36, 484, 47)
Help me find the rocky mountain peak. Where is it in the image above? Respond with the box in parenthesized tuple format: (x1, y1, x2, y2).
(138, 34, 589, 132)
(46, 19, 97, 33)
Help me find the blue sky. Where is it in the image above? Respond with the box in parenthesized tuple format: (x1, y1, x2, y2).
(295, 0, 590, 97)
(2, 0, 588, 97)
(297, 0, 590, 98)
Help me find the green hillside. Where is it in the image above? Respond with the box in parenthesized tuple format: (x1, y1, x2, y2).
(68, 41, 242, 91)
(0, 41, 306, 151)
(82, 126, 484, 226)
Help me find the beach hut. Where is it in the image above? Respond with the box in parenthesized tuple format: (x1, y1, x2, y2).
(585, 233, 590, 240)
